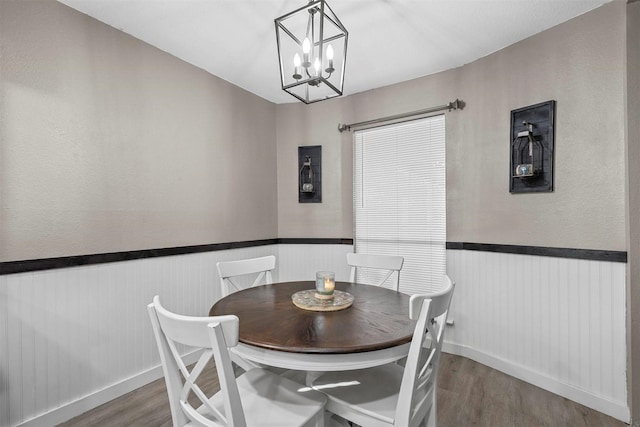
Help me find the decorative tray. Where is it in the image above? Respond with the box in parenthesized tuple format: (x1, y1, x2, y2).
(291, 290, 354, 312)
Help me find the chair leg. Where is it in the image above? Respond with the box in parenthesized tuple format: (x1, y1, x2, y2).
(425, 399, 437, 427)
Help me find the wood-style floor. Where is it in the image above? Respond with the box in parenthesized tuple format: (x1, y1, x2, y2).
(58, 353, 627, 427)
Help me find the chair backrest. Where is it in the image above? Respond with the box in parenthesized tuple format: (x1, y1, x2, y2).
(147, 295, 245, 427)
(216, 255, 276, 297)
(347, 252, 404, 291)
(395, 275, 455, 426)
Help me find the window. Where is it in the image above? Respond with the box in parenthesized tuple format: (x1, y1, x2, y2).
(353, 115, 446, 294)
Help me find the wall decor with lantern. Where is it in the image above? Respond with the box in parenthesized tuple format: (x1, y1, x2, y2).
(298, 145, 322, 203)
(510, 100, 556, 193)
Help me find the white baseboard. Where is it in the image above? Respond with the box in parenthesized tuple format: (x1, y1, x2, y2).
(442, 341, 630, 423)
(17, 351, 202, 427)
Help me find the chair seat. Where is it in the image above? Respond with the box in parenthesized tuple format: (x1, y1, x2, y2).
(312, 363, 406, 425)
(192, 368, 326, 426)
(311, 276, 454, 427)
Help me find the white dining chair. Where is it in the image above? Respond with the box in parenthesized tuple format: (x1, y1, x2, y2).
(216, 255, 276, 298)
(147, 295, 327, 427)
(347, 253, 404, 291)
(311, 275, 455, 427)
(217, 255, 288, 372)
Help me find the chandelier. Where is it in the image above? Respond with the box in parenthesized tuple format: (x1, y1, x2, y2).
(274, 0, 348, 104)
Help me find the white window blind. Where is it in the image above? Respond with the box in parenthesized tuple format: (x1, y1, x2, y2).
(353, 115, 446, 295)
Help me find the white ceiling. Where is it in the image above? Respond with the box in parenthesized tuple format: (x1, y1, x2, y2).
(57, 0, 611, 104)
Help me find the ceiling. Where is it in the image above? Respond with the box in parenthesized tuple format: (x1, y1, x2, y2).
(57, 0, 611, 104)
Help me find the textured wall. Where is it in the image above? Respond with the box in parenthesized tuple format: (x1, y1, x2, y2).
(276, 0, 627, 252)
(275, 99, 355, 239)
(0, 0, 278, 262)
(449, 0, 626, 250)
(1, 0, 626, 260)
(626, 0, 640, 423)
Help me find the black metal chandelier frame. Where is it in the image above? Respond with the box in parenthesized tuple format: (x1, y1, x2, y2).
(274, 0, 348, 104)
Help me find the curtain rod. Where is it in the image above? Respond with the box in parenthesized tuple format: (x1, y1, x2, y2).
(337, 99, 465, 133)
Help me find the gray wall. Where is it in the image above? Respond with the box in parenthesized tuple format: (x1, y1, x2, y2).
(276, 99, 355, 238)
(0, 0, 278, 262)
(1, 0, 626, 261)
(627, 0, 640, 422)
(276, 0, 627, 252)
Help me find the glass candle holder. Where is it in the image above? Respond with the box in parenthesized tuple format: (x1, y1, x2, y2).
(315, 271, 335, 300)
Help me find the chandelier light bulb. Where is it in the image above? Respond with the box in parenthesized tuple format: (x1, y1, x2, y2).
(302, 37, 311, 67)
(292, 53, 302, 80)
(325, 44, 335, 73)
(326, 44, 334, 60)
(313, 57, 321, 75)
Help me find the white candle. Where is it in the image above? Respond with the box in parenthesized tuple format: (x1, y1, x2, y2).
(316, 271, 335, 297)
(302, 37, 311, 66)
(324, 277, 335, 292)
(313, 57, 321, 76)
(293, 53, 301, 78)
(326, 44, 334, 71)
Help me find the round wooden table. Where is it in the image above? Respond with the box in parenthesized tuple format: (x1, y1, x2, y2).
(210, 281, 415, 371)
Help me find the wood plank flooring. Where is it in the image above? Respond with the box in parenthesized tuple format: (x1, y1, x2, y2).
(436, 355, 625, 427)
(58, 353, 627, 427)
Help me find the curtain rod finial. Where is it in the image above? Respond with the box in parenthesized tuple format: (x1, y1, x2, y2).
(448, 99, 465, 111)
(338, 123, 349, 133)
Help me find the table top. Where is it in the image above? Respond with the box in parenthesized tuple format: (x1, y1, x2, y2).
(210, 281, 415, 355)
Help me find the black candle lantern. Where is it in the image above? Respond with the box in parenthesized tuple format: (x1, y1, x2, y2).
(512, 122, 542, 178)
(509, 101, 555, 193)
(300, 155, 314, 193)
(298, 146, 321, 202)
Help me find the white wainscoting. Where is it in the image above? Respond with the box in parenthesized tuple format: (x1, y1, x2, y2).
(446, 249, 629, 422)
(0, 244, 629, 426)
(0, 245, 280, 427)
(277, 244, 353, 283)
